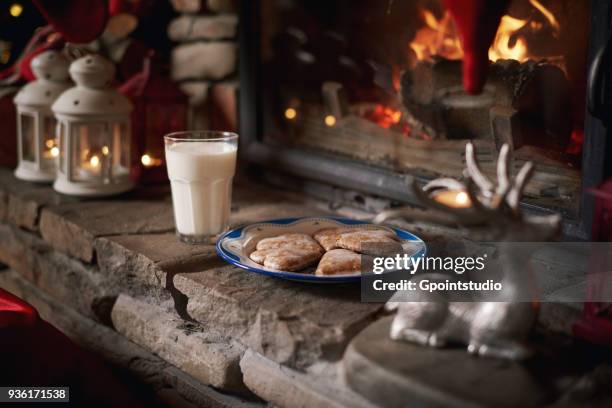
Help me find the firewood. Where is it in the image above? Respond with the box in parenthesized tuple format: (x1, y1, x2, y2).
(399, 58, 572, 151)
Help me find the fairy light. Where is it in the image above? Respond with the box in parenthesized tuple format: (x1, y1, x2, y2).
(324, 115, 336, 127)
(284, 108, 297, 120)
(9, 3, 23, 18)
(101, 145, 109, 155)
(141, 154, 152, 167)
(50, 146, 59, 157)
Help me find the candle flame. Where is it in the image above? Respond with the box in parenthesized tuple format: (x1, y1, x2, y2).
(90, 155, 100, 168)
(455, 191, 470, 206)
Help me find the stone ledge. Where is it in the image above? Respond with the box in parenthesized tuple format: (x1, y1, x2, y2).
(0, 269, 261, 408)
(0, 223, 116, 321)
(174, 265, 383, 369)
(112, 293, 247, 392)
(40, 200, 175, 262)
(240, 349, 375, 408)
(0, 170, 77, 231)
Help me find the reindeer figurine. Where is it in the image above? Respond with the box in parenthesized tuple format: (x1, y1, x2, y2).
(374, 142, 561, 360)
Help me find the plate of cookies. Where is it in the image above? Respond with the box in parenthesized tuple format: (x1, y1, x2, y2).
(215, 217, 426, 283)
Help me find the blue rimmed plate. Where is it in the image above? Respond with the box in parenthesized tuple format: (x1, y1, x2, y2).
(215, 216, 426, 283)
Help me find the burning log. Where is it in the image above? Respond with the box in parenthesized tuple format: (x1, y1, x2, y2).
(399, 58, 572, 152)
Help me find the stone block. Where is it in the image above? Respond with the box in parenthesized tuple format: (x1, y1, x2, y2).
(172, 42, 237, 81)
(180, 81, 210, 106)
(240, 349, 375, 408)
(343, 317, 548, 408)
(95, 232, 218, 290)
(0, 223, 116, 321)
(0, 168, 77, 231)
(210, 80, 238, 131)
(40, 200, 175, 262)
(111, 294, 246, 392)
(168, 15, 238, 41)
(174, 265, 382, 368)
(207, 0, 236, 13)
(170, 0, 202, 13)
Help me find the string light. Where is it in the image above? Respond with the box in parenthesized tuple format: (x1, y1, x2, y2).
(50, 146, 59, 157)
(101, 146, 109, 155)
(9, 3, 23, 17)
(141, 154, 152, 167)
(284, 108, 297, 120)
(324, 115, 336, 127)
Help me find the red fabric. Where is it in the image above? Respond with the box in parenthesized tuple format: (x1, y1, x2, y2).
(32, 0, 108, 44)
(443, 0, 511, 94)
(0, 288, 144, 407)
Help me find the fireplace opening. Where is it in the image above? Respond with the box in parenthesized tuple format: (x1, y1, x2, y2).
(255, 0, 590, 216)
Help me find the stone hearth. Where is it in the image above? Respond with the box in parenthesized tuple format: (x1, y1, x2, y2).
(0, 168, 609, 407)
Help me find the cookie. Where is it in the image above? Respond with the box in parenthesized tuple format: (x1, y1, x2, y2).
(250, 233, 324, 271)
(337, 229, 397, 252)
(313, 228, 352, 251)
(315, 249, 361, 276)
(314, 227, 397, 253)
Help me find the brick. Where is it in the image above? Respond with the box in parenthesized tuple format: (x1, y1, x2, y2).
(240, 349, 375, 408)
(207, 0, 236, 13)
(111, 294, 246, 392)
(168, 15, 238, 41)
(40, 200, 175, 262)
(169, 0, 202, 13)
(172, 42, 237, 81)
(180, 81, 210, 106)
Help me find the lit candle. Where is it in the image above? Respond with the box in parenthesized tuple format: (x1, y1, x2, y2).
(431, 189, 472, 208)
(42, 138, 59, 159)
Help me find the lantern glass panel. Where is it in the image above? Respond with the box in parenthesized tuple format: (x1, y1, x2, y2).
(58, 121, 67, 174)
(41, 116, 58, 170)
(71, 123, 111, 182)
(112, 122, 130, 170)
(20, 113, 36, 163)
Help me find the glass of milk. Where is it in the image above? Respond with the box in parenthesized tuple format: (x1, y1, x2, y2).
(164, 131, 238, 244)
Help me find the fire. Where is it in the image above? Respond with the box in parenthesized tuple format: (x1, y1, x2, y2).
(409, 10, 463, 62)
(409, 0, 560, 63)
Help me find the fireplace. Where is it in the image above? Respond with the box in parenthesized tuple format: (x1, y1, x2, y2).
(239, 0, 612, 239)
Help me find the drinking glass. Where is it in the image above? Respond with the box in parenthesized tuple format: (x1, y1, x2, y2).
(164, 131, 238, 244)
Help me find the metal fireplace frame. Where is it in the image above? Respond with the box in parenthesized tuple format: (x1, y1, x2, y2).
(239, 0, 612, 239)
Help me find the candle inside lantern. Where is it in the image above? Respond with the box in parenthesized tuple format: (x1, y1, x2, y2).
(432, 189, 472, 208)
(42, 138, 59, 159)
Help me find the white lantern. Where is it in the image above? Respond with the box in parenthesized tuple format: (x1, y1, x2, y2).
(52, 54, 134, 196)
(14, 50, 70, 182)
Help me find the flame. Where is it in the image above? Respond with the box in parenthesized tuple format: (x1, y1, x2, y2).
(409, 10, 463, 61)
(409, 0, 560, 63)
(488, 15, 529, 62)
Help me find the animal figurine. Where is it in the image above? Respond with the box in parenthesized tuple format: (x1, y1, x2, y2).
(375, 142, 561, 360)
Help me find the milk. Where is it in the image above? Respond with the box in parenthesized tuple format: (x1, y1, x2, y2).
(166, 141, 237, 238)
